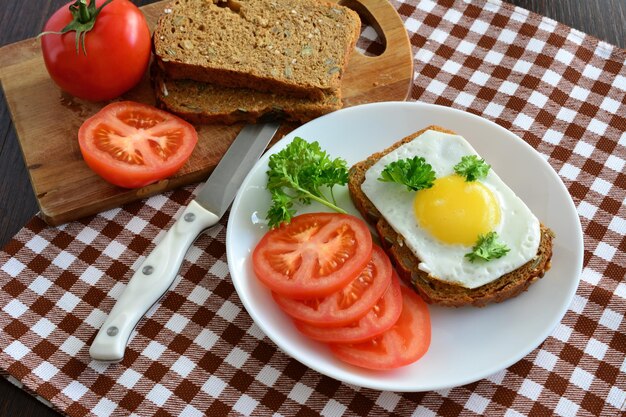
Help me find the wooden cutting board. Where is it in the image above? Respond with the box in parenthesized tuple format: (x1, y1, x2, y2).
(0, 0, 412, 225)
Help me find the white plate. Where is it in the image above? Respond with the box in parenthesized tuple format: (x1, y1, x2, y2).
(226, 102, 583, 392)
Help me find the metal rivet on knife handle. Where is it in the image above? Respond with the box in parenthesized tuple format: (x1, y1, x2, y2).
(107, 326, 119, 336)
(184, 213, 196, 222)
(142, 265, 154, 275)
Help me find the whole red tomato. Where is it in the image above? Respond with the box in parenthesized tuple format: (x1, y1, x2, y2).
(40, 0, 151, 101)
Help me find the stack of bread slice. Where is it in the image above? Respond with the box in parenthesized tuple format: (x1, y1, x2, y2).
(152, 0, 361, 124)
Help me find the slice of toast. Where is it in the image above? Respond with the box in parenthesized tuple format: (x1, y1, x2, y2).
(151, 65, 342, 125)
(153, 0, 361, 100)
(348, 125, 554, 307)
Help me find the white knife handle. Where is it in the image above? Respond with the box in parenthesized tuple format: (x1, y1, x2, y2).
(89, 201, 219, 362)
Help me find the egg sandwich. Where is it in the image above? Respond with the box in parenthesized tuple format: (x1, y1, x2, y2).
(348, 126, 554, 307)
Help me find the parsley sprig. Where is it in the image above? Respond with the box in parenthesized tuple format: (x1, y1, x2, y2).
(454, 155, 490, 182)
(266, 137, 348, 228)
(465, 232, 510, 262)
(378, 156, 436, 191)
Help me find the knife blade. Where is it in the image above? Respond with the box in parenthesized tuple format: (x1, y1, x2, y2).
(89, 122, 280, 362)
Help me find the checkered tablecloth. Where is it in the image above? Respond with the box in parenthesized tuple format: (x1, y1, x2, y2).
(1, 0, 625, 416)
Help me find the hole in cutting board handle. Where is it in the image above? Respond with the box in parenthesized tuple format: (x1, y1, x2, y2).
(339, 0, 386, 57)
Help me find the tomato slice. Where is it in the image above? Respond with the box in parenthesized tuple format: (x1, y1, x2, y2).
(252, 213, 373, 299)
(330, 286, 431, 370)
(78, 101, 198, 188)
(273, 245, 392, 327)
(294, 271, 402, 343)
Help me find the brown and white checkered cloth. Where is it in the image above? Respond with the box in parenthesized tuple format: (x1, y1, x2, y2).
(1, 0, 625, 416)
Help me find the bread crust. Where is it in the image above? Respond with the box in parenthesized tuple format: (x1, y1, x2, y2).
(154, 58, 330, 100)
(151, 64, 342, 125)
(348, 125, 554, 307)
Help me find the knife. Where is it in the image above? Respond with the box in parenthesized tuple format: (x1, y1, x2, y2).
(89, 121, 280, 362)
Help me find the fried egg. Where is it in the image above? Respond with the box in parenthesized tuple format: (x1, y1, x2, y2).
(361, 129, 541, 289)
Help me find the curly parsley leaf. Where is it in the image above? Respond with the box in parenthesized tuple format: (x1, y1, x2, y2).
(465, 232, 510, 263)
(265, 189, 296, 230)
(378, 156, 436, 192)
(266, 137, 348, 228)
(454, 155, 491, 182)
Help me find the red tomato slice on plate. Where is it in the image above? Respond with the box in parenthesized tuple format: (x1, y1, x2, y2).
(273, 245, 392, 327)
(294, 270, 402, 343)
(330, 286, 431, 370)
(78, 101, 198, 188)
(252, 213, 373, 299)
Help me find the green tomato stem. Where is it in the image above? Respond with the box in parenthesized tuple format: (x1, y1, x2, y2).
(77, 0, 90, 23)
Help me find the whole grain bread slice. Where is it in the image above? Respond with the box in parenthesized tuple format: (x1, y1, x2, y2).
(153, 0, 361, 100)
(348, 125, 554, 307)
(151, 65, 342, 125)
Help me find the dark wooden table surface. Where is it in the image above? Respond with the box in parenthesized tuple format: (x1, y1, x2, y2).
(1, 0, 625, 416)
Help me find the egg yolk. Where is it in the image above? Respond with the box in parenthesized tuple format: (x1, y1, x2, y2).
(413, 175, 501, 245)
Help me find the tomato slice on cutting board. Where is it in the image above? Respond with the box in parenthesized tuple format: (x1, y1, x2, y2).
(273, 244, 392, 327)
(252, 213, 373, 299)
(330, 286, 431, 370)
(78, 101, 198, 188)
(294, 271, 403, 343)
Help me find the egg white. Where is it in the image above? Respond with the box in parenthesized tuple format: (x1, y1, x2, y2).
(361, 130, 541, 289)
